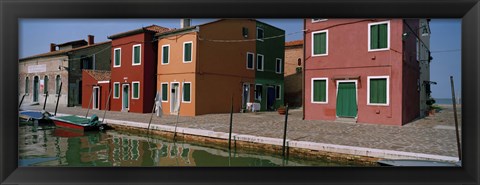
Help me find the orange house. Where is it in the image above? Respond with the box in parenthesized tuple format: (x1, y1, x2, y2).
(156, 19, 261, 116)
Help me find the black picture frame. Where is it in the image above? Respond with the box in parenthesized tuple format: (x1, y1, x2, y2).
(1, 0, 478, 184)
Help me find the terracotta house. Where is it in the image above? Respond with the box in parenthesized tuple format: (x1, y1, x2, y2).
(81, 70, 111, 110)
(19, 35, 111, 108)
(304, 19, 428, 125)
(107, 25, 170, 113)
(284, 40, 304, 107)
(155, 19, 285, 116)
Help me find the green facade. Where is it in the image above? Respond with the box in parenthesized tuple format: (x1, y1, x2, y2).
(254, 21, 285, 111)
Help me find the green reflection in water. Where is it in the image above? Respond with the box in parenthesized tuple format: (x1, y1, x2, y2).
(18, 125, 360, 167)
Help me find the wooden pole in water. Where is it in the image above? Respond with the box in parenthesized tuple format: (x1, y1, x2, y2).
(85, 87, 94, 118)
(228, 94, 234, 150)
(42, 91, 48, 110)
(450, 76, 462, 160)
(148, 93, 158, 131)
(19, 94, 26, 109)
(54, 82, 62, 116)
(282, 104, 289, 158)
(102, 87, 113, 122)
(173, 80, 185, 140)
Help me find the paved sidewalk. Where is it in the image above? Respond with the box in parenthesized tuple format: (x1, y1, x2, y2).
(22, 104, 462, 157)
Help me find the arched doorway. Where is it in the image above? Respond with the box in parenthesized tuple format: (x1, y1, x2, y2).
(33, 76, 39, 102)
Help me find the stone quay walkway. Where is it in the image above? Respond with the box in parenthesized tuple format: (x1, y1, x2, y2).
(22, 104, 462, 161)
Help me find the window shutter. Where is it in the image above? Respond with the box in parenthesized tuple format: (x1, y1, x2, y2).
(163, 47, 169, 63)
(370, 79, 378, 103)
(184, 83, 191, 101)
(247, 54, 253, 68)
(313, 33, 321, 54)
(378, 79, 387, 103)
(133, 83, 139, 98)
(115, 50, 120, 66)
(134, 46, 140, 64)
(162, 84, 168, 101)
(114, 84, 119, 98)
(379, 24, 388, 48)
(320, 32, 326, 54)
(44, 76, 48, 94)
(184, 43, 192, 61)
(370, 25, 379, 49)
(313, 80, 326, 102)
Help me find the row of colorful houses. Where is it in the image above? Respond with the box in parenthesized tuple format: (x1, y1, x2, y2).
(79, 19, 285, 116)
(20, 18, 432, 126)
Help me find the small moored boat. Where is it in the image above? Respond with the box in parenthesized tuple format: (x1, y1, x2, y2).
(19, 110, 53, 125)
(50, 114, 105, 131)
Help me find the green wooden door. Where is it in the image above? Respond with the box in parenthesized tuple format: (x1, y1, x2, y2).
(336, 82, 357, 117)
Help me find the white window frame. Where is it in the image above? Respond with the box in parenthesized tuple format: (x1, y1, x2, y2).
(131, 81, 140, 100)
(161, 82, 169, 102)
(256, 27, 264, 42)
(183, 41, 193, 63)
(311, 30, 328, 57)
(255, 84, 262, 101)
(256, 54, 264, 71)
(182, 82, 192, 103)
(367, 76, 390, 106)
(113, 82, 120, 99)
(246, 52, 255, 70)
(275, 58, 282, 74)
(275, 85, 281, 100)
(161, 44, 170, 65)
(113, 48, 121, 67)
(132, 44, 141, 66)
(311, 78, 328, 104)
(368, 20, 391, 52)
(312, 19, 328, 23)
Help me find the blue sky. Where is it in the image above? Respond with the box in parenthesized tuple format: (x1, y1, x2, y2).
(19, 19, 460, 98)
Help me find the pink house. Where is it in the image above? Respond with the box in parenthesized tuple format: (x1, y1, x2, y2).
(304, 19, 421, 125)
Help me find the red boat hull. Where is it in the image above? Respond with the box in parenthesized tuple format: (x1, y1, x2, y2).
(53, 120, 85, 130)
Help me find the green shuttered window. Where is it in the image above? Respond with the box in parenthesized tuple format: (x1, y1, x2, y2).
(133, 45, 140, 65)
(183, 83, 191, 102)
(114, 83, 120, 99)
(25, 77, 29, 93)
(369, 78, 387, 104)
(114, 49, 121, 67)
(370, 22, 388, 50)
(132, 82, 139, 99)
(161, 83, 168, 101)
(312, 79, 327, 103)
(162, 46, 169, 64)
(184, 42, 192, 62)
(313, 31, 327, 55)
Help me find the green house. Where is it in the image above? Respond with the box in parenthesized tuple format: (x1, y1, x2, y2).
(253, 21, 285, 111)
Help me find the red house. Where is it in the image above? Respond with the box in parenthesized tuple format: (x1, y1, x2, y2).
(82, 70, 111, 110)
(107, 25, 170, 113)
(304, 19, 422, 125)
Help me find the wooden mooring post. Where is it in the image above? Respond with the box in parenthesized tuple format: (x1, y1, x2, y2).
(102, 87, 113, 122)
(42, 91, 48, 110)
(450, 76, 462, 160)
(228, 95, 234, 150)
(54, 82, 62, 116)
(148, 93, 159, 131)
(173, 80, 185, 140)
(85, 88, 94, 118)
(282, 104, 289, 158)
(19, 94, 26, 109)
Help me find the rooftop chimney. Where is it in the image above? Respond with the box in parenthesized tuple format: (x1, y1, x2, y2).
(180, 19, 191, 28)
(50, 43, 56, 52)
(88, 35, 94, 45)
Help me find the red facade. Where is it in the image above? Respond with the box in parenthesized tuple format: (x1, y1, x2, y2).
(304, 19, 420, 125)
(108, 26, 165, 113)
(81, 70, 111, 110)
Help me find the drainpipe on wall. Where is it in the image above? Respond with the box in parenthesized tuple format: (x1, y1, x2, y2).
(302, 19, 306, 120)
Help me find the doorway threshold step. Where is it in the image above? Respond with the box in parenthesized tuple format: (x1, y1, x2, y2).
(335, 117, 357, 124)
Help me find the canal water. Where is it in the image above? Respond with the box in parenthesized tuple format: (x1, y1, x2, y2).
(19, 124, 361, 167)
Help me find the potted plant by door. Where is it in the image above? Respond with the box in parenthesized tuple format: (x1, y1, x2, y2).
(277, 105, 286, 115)
(426, 98, 436, 116)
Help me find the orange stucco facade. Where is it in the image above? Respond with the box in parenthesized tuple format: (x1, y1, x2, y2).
(157, 19, 258, 116)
